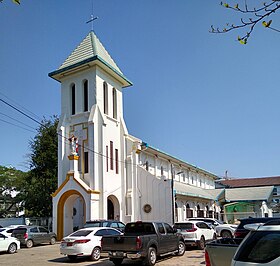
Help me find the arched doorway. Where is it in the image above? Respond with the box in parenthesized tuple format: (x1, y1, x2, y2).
(175, 202, 178, 222)
(107, 195, 120, 220)
(57, 190, 86, 240)
(107, 198, 114, 219)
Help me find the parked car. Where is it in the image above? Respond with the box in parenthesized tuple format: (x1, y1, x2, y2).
(84, 220, 125, 232)
(60, 227, 122, 261)
(102, 221, 185, 266)
(0, 227, 18, 237)
(232, 219, 280, 265)
(187, 218, 224, 227)
(11, 226, 56, 248)
(0, 233, 20, 254)
(234, 217, 280, 238)
(215, 223, 238, 238)
(187, 218, 237, 238)
(205, 219, 280, 266)
(174, 221, 216, 249)
(205, 237, 243, 266)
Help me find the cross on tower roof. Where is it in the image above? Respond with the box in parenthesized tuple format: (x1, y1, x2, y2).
(86, 0, 98, 31)
(86, 14, 98, 31)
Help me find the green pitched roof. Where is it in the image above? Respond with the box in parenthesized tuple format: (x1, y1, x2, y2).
(49, 31, 132, 87)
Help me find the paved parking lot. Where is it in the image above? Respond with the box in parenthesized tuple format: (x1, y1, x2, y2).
(0, 244, 205, 266)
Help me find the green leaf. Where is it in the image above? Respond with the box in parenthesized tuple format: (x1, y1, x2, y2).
(239, 38, 247, 45)
(262, 20, 272, 28)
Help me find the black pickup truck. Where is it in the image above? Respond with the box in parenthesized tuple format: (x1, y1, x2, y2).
(101, 221, 185, 266)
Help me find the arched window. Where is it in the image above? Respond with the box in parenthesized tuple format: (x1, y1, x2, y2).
(83, 80, 88, 112)
(197, 204, 204, 218)
(103, 82, 108, 114)
(112, 88, 117, 119)
(186, 203, 193, 218)
(71, 84, 75, 115)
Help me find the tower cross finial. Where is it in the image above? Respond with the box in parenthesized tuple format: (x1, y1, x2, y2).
(86, 0, 98, 31)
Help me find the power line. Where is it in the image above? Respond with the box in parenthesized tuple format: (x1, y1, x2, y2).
(0, 96, 136, 167)
(0, 97, 43, 127)
(0, 118, 36, 134)
(0, 92, 42, 122)
(0, 111, 37, 131)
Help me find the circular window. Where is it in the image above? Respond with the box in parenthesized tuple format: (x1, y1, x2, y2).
(143, 204, 152, 213)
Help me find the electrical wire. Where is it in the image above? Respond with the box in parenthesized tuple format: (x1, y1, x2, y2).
(0, 118, 36, 134)
(0, 111, 37, 131)
(0, 96, 138, 167)
(0, 92, 42, 122)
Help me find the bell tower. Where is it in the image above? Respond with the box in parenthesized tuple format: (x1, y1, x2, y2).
(49, 31, 132, 238)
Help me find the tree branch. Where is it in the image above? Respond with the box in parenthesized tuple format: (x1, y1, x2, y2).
(211, 1, 280, 44)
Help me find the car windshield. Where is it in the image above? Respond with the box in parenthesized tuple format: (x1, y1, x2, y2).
(174, 223, 193, 230)
(234, 231, 280, 263)
(84, 221, 109, 228)
(125, 223, 156, 234)
(12, 228, 26, 234)
(70, 230, 93, 237)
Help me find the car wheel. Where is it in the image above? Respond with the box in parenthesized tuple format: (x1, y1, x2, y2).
(143, 247, 157, 266)
(221, 230, 232, 238)
(197, 236, 205, 250)
(50, 237, 56, 245)
(67, 255, 77, 261)
(7, 243, 17, 254)
(90, 246, 101, 261)
(111, 258, 123, 265)
(176, 241, 185, 256)
(26, 239, 33, 248)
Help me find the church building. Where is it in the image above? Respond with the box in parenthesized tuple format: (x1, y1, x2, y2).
(49, 31, 220, 240)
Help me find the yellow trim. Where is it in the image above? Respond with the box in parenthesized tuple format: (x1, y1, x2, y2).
(73, 176, 100, 194)
(51, 173, 73, 197)
(51, 173, 100, 198)
(57, 190, 86, 241)
(68, 155, 80, 160)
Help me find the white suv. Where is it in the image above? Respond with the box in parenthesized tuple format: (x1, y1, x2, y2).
(174, 221, 216, 249)
(187, 218, 237, 238)
(232, 220, 280, 266)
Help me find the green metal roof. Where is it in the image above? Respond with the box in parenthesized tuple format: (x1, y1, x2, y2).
(174, 181, 216, 200)
(224, 186, 274, 202)
(49, 31, 132, 87)
(59, 31, 122, 73)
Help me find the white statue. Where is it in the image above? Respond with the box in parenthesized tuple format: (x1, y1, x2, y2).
(68, 135, 78, 155)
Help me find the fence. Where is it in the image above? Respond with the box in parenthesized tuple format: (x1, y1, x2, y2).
(27, 217, 53, 231)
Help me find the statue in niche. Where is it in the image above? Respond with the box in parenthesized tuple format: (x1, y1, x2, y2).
(68, 135, 79, 155)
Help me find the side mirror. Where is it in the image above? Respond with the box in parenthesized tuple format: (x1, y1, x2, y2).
(173, 228, 178, 233)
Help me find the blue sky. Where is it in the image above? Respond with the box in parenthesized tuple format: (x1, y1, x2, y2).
(1, 0, 280, 178)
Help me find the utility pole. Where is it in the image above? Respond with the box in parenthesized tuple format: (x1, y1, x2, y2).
(171, 164, 175, 224)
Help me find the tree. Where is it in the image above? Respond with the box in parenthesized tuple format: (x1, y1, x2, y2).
(0, 166, 26, 217)
(211, 1, 280, 44)
(24, 116, 58, 217)
(0, 0, 20, 4)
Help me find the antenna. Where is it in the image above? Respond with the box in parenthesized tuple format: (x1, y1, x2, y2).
(86, 0, 98, 31)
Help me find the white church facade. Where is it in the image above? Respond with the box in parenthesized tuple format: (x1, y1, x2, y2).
(49, 31, 221, 240)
